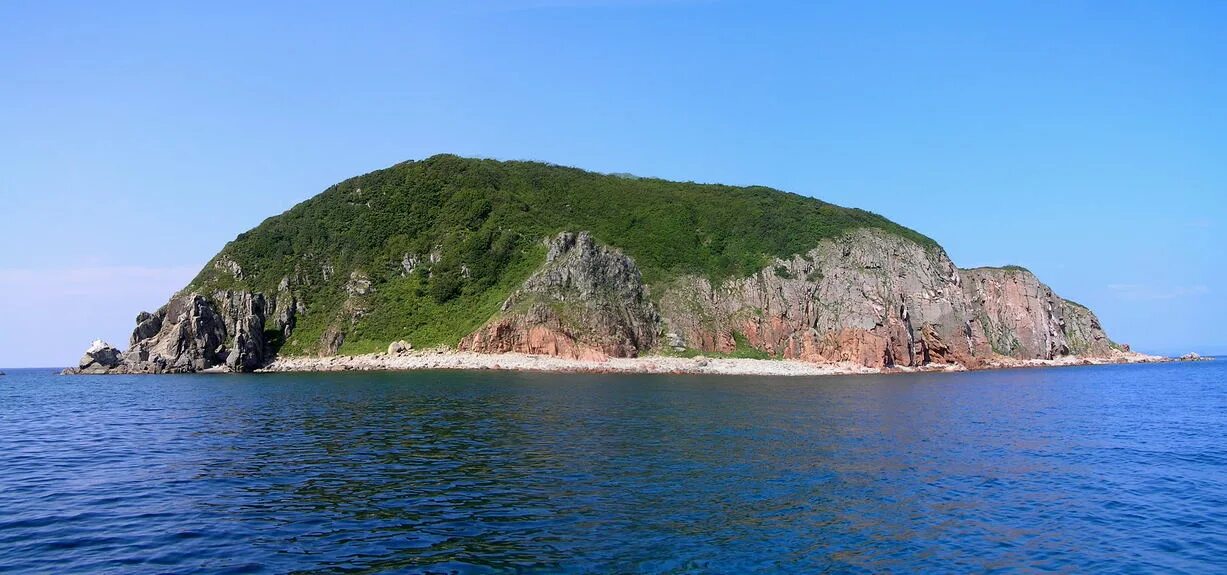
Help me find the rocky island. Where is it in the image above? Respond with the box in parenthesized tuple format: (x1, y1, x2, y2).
(67, 155, 1157, 376)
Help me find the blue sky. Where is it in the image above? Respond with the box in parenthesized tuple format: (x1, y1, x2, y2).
(1, 0, 1223, 366)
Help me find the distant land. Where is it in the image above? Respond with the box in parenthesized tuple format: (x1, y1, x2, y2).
(67, 155, 1163, 375)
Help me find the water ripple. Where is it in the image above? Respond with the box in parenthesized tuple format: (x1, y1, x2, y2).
(0, 361, 1224, 573)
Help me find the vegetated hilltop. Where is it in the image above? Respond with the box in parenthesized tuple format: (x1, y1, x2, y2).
(69, 155, 1123, 374)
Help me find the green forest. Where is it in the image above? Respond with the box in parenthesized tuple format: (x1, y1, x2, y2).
(190, 154, 936, 355)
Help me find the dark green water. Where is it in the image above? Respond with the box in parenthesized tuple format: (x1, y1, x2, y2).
(1, 361, 1224, 573)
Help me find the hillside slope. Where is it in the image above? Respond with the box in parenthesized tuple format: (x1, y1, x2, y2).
(67, 155, 1123, 374)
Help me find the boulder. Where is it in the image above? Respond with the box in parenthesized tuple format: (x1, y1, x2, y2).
(665, 332, 686, 351)
(388, 340, 412, 354)
(130, 311, 163, 346)
(78, 339, 124, 373)
(345, 271, 373, 296)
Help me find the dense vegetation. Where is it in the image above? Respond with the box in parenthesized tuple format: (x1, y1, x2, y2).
(965, 264, 1032, 274)
(191, 155, 937, 355)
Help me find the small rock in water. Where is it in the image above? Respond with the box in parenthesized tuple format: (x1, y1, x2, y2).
(78, 339, 124, 373)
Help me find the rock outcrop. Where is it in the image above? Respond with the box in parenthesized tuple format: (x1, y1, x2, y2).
(462, 230, 1117, 370)
(960, 267, 1113, 358)
(460, 231, 659, 359)
(213, 290, 270, 372)
(65, 290, 272, 374)
(76, 340, 124, 374)
(658, 229, 991, 368)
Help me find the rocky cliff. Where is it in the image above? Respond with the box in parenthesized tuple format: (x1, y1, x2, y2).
(460, 232, 658, 360)
(66, 156, 1123, 373)
(454, 229, 1116, 369)
(656, 229, 991, 368)
(64, 290, 272, 374)
(961, 267, 1114, 359)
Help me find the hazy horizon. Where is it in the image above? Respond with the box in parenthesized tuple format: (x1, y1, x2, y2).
(3, 1, 1224, 367)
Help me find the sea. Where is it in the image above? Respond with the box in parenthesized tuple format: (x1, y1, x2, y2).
(0, 360, 1224, 574)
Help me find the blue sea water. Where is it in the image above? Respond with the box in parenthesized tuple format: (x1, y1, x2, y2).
(0, 361, 1224, 574)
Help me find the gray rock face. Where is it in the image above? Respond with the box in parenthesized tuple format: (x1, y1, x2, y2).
(268, 276, 302, 343)
(461, 229, 1118, 369)
(1060, 302, 1110, 356)
(213, 290, 269, 372)
(214, 257, 243, 280)
(345, 271, 373, 296)
(960, 267, 1112, 359)
(461, 228, 1123, 367)
(658, 229, 991, 367)
(130, 311, 162, 347)
(320, 326, 346, 356)
(124, 293, 228, 373)
(66, 290, 272, 375)
(271, 296, 299, 341)
(461, 231, 659, 358)
(652, 230, 1121, 367)
(76, 340, 124, 374)
(649, 229, 1122, 368)
(401, 254, 420, 276)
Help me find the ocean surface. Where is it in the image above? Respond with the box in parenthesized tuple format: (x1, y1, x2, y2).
(0, 361, 1224, 574)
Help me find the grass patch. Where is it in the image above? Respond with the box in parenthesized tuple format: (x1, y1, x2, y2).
(657, 330, 775, 360)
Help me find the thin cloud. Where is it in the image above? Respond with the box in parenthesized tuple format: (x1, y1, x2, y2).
(0, 265, 201, 367)
(457, 0, 710, 13)
(1107, 283, 1210, 301)
(0, 265, 200, 300)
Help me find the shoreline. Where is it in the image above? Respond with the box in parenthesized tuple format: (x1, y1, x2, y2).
(256, 349, 1175, 377)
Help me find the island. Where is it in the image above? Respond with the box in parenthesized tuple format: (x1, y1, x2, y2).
(67, 155, 1159, 376)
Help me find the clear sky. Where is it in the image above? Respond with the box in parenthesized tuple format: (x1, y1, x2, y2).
(2, 0, 1223, 367)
